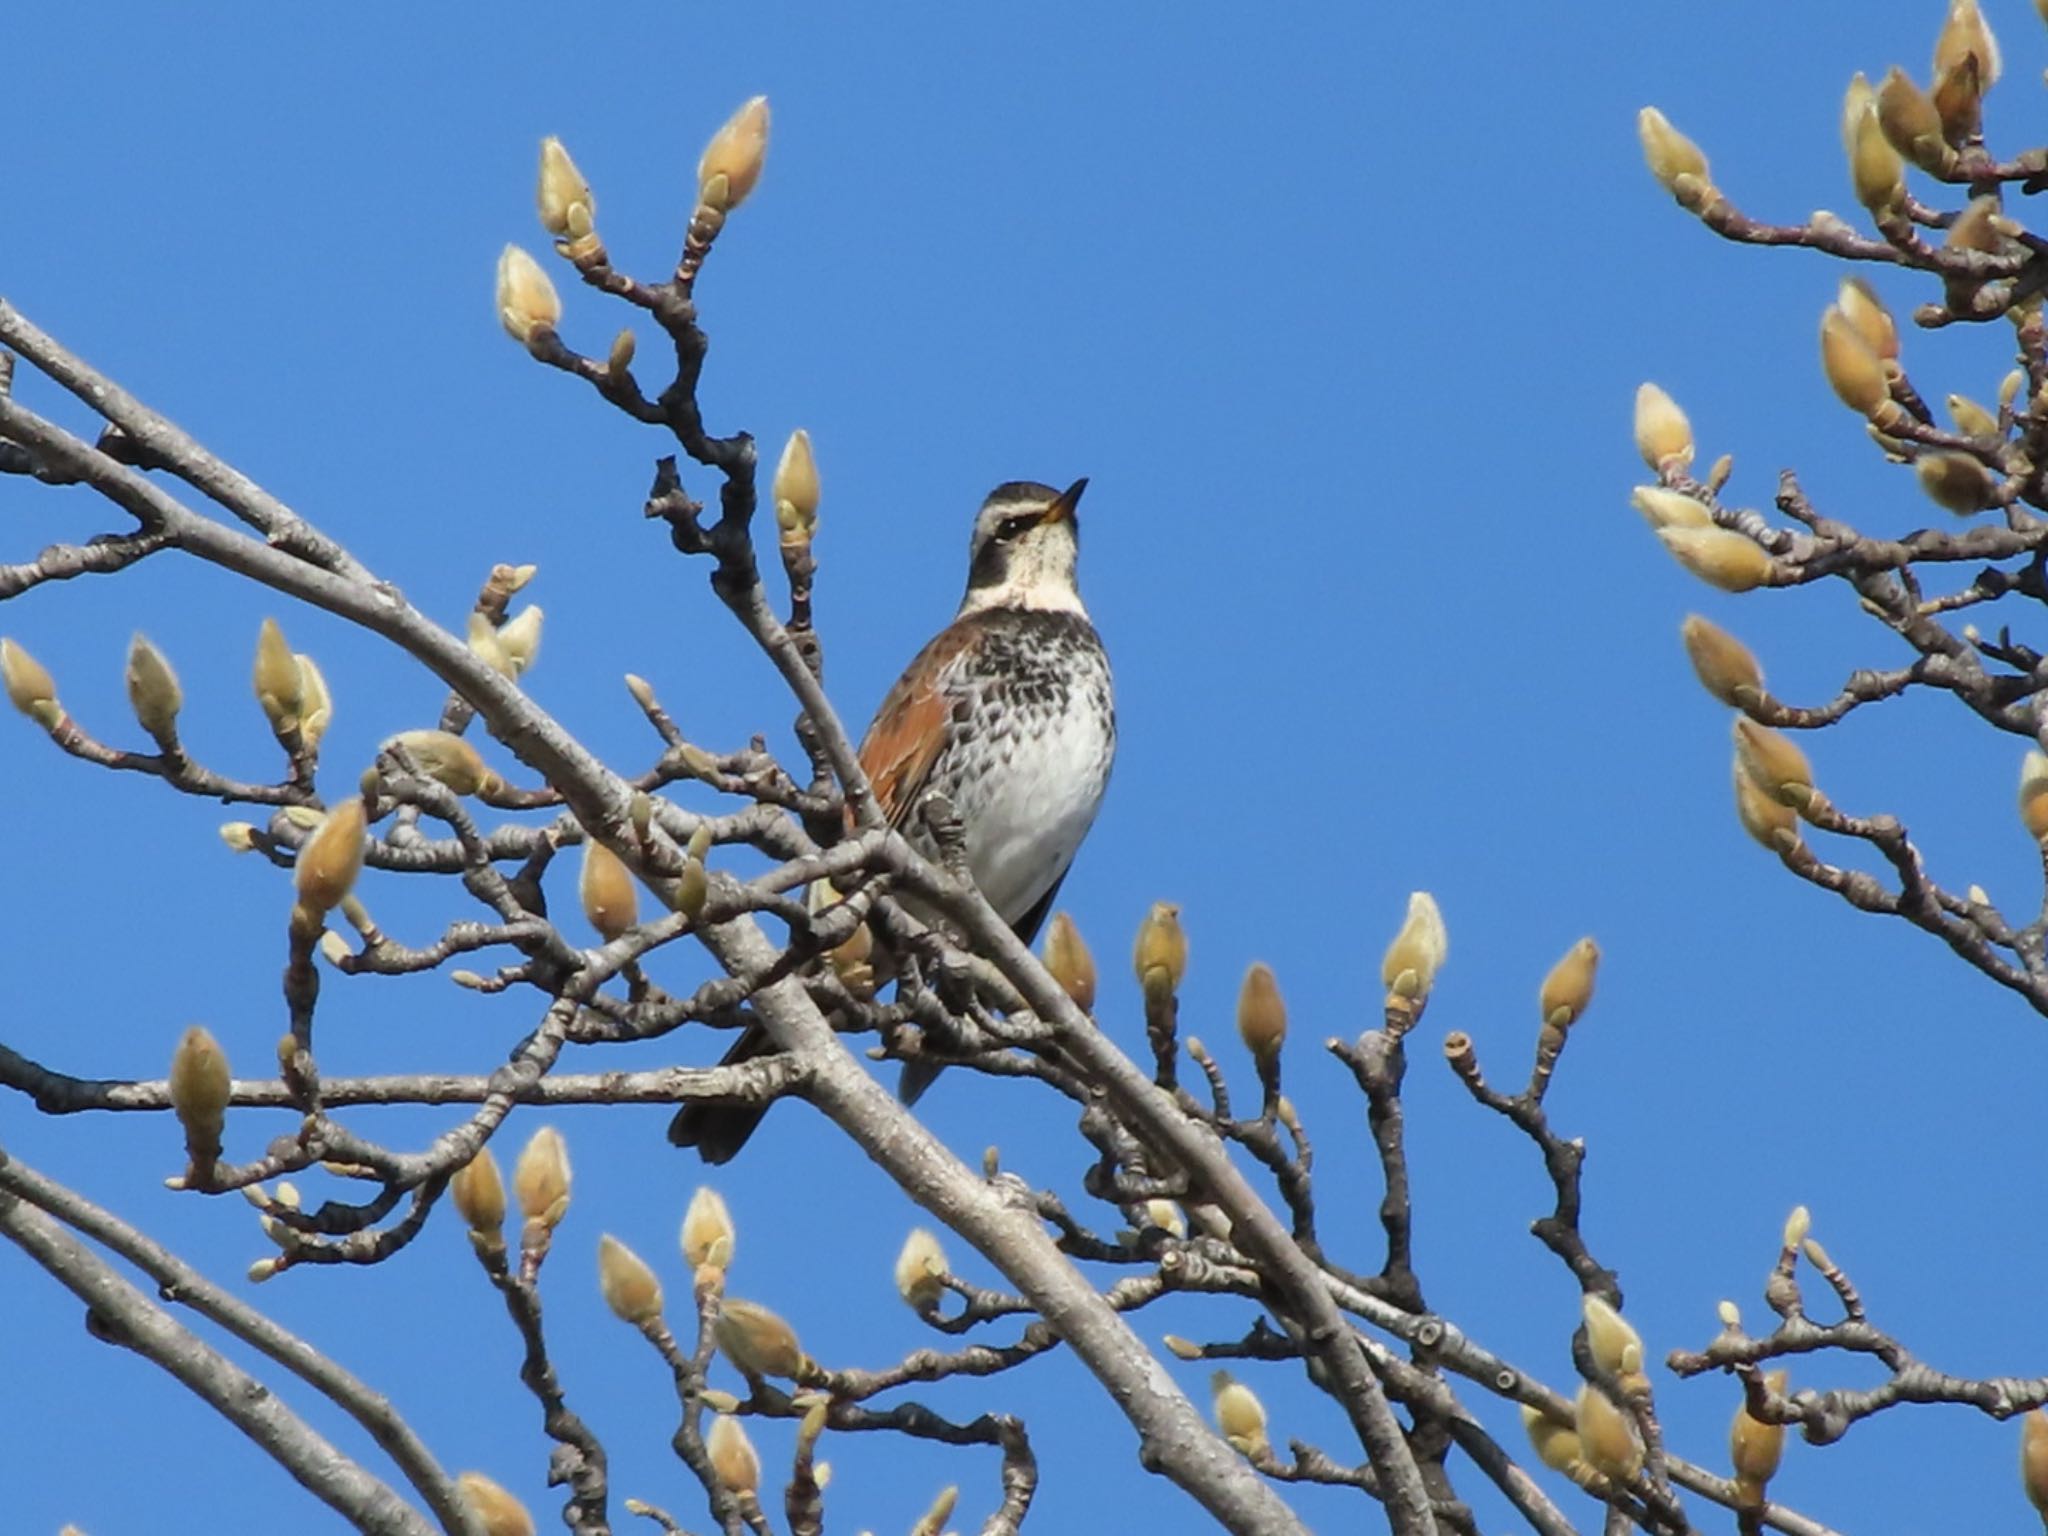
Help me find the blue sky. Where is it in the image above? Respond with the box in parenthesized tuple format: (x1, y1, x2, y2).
(3, 2, 2041, 1531)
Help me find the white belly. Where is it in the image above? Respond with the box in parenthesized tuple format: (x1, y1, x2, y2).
(948, 699, 1116, 924)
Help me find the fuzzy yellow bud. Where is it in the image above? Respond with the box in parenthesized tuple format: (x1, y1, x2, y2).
(1935, 0, 2002, 93)
(607, 329, 636, 377)
(894, 1227, 950, 1311)
(1582, 1294, 1643, 1379)
(579, 838, 639, 942)
(707, 1414, 761, 1496)
(715, 1297, 807, 1379)
(2021, 1409, 2048, 1515)
(1637, 108, 1709, 195)
(1143, 1199, 1187, 1238)
(252, 617, 302, 734)
(294, 798, 367, 915)
(1847, 104, 1904, 213)
(773, 428, 821, 536)
(1916, 451, 1997, 516)
(1947, 196, 2007, 255)
(1717, 1299, 1743, 1330)
(124, 633, 183, 741)
(1733, 719, 1814, 808)
(466, 612, 512, 677)
(1632, 485, 1714, 532)
(1837, 279, 1898, 363)
(1877, 67, 1952, 173)
(1820, 307, 1891, 416)
(389, 730, 494, 796)
(0, 637, 60, 728)
(2018, 751, 2048, 840)
(1735, 759, 1801, 852)
(1783, 1205, 1812, 1250)
(496, 244, 561, 347)
(1680, 615, 1765, 706)
(1730, 1370, 1790, 1504)
(1521, 1404, 1583, 1474)
(597, 1233, 664, 1324)
(682, 1185, 735, 1271)
(1539, 938, 1599, 1029)
(456, 1472, 535, 1536)
(497, 606, 543, 677)
(1656, 526, 1774, 593)
(698, 97, 770, 212)
(536, 137, 595, 241)
(1380, 891, 1449, 999)
(1133, 901, 1188, 1001)
(1947, 394, 1999, 439)
(450, 1148, 506, 1236)
(1210, 1371, 1269, 1457)
(1042, 911, 1097, 1012)
(1575, 1384, 1643, 1482)
(1633, 382, 1695, 472)
(512, 1125, 571, 1230)
(295, 655, 332, 754)
(220, 822, 258, 853)
(168, 1025, 231, 1165)
(1235, 962, 1287, 1062)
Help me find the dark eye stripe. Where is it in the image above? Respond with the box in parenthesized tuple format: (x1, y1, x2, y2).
(998, 515, 1037, 539)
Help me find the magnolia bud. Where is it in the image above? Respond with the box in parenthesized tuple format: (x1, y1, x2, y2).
(1043, 911, 1097, 1011)
(1210, 1371, 1270, 1458)
(1820, 307, 1890, 416)
(1143, 1199, 1187, 1238)
(168, 1025, 231, 1165)
(450, 1148, 506, 1236)
(682, 1185, 735, 1272)
(580, 839, 639, 942)
(1933, 51, 1988, 146)
(1656, 526, 1774, 592)
(1575, 1384, 1644, 1481)
(1783, 1205, 1812, 1249)
(252, 617, 302, 734)
(294, 798, 367, 915)
(1133, 901, 1188, 1001)
(295, 655, 332, 754)
(1633, 382, 1695, 472)
(0, 637, 60, 728)
(1934, 0, 2002, 93)
(912, 1487, 958, 1536)
(698, 97, 770, 212)
(513, 1125, 571, 1230)
(1235, 962, 1287, 1062)
(715, 1297, 807, 1379)
(2021, 1409, 2048, 1515)
(1730, 1369, 1790, 1505)
(536, 137, 595, 241)
(496, 245, 561, 347)
(597, 1233, 664, 1324)
(894, 1227, 949, 1311)
(1380, 891, 1449, 999)
(498, 606, 543, 677)
(1837, 279, 1898, 364)
(607, 329, 636, 377)
(1734, 719, 1814, 808)
(2018, 751, 2048, 840)
(124, 633, 183, 741)
(1735, 759, 1801, 851)
(1916, 451, 1996, 515)
(1847, 104, 1904, 213)
(707, 1414, 761, 1496)
(456, 1472, 535, 1536)
(1582, 1294, 1643, 1378)
(1681, 615, 1765, 705)
(1521, 1404, 1583, 1474)
(389, 730, 495, 796)
(220, 822, 257, 853)
(467, 612, 512, 677)
(1877, 67, 1952, 173)
(1540, 939, 1599, 1028)
(1637, 108, 1709, 195)
(1947, 394, 1999, 439)
(1947, 196, 2007, 255)
(773, 429, 821, 535)
(1632, 485, 1714, 532)
(1717, 1299, 1743, 1330)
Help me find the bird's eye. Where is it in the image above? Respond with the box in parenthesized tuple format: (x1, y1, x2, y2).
(997, 514, 1037, 540)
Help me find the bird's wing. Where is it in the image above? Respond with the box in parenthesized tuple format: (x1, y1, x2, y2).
(857, 621, 974, 830)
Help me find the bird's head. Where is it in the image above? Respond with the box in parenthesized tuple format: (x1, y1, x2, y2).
(959, 478, 1088, 615)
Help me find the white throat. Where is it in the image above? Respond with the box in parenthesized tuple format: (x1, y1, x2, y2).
(957, 579, 1088, 617)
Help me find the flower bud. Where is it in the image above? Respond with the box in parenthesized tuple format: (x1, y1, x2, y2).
(1783, 1205, 1812, 1249)
(1820, 306, 1890, 415)
(2018, 751, 2048, 840)
(1934, 0, 2002, 93)
(682, 1185, 736, 1271)
(912, 1487, 958, 1536)
(580, 838, 639, 942)
(1734, 719, 1814, 807)
(1933, 51, 1988, 145)
(895, 1227, 949, 1311)
(498, 606, 543, 677)
(169, 1025, 231, 1164)
(2021, 1408, 2048, 1515)
(467, 612, 512, 677)
(715, 1296, 807, 1379)
(1877, 67, 1952, 173)
(1633, 382, 1695, 472)
(1582, 1294, 1642, 1378)
(1380, 891, 1449, 999)
(1656, 526, 1774, 592)
(1916, 451, 1997, 515)
(1680, 615, 1765, 705)
(295, 655, 332, 754)
(1837, 279, 1898, 364)
(536, 137, 595, 241)
(1210, 1371, 1269, 1458)
(389, 730, 495, 796)
(294, 798, 367, 915)
(1946, 196, 2007, 255)
(698, 97, 770, 212)
(707, 1414, 761, 1496)
(124, 633, 183, 741)
(1735, 759, 1801, 851)
(0, 637, 60, 728)
(456, 1472, 535, 1536)
(1637, 108, 1709, 195)
(1730, 1369, 1790, 1505)
(1143, 1199, 1187, 1238)
(252, 618, 302, 734)
(450, 1148, 506, 1236)
(607, 329, 636, 377)
(1717, 1299, 1743, 1330)
(1133, 901, 1188, 1001)
(513, 1125, 571, 1230)
(773, 429, 821, 535)
(598, 1233, 664, 1324)
(1632, 485, 1714, 532)
(1521, 1404, 1583, 1474)
(1847, 104, 1904, 213)
(1235, 962, 1287, 1062)
(1575, 1384, 1643, 1481)
(220, 822, 257, 853)
(1042, 911, 1097, 1012)
(1947, 393, 1999, 439)
(496, 245, 561, 347)
(1540, 938, 1599, 1029)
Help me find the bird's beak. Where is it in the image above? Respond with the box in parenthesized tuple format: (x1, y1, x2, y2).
(1043, 477, 1088, 525)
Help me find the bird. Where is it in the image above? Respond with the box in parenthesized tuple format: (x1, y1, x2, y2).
(670, 477, 1116, 1162)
